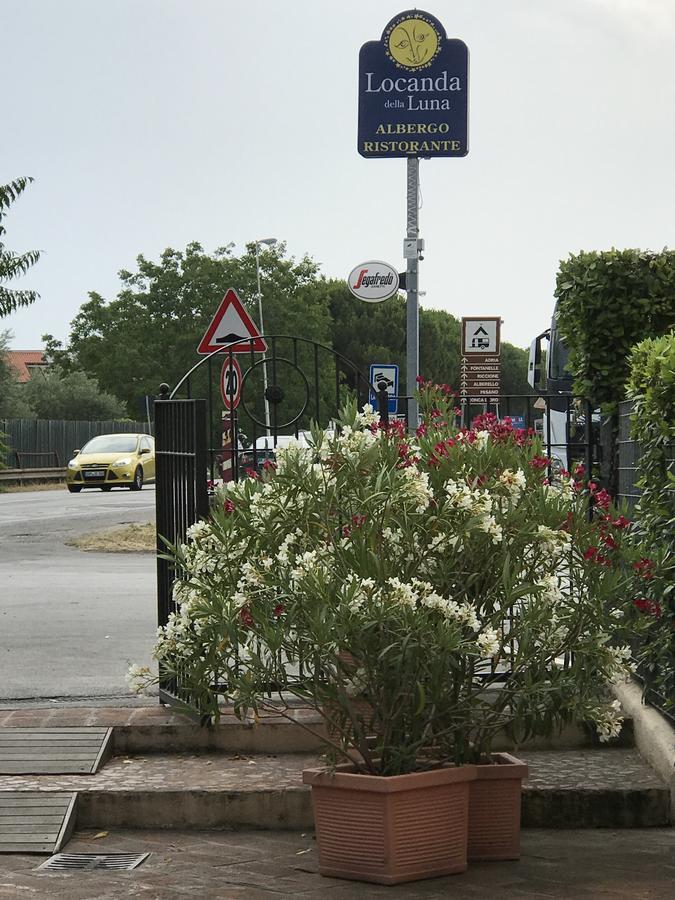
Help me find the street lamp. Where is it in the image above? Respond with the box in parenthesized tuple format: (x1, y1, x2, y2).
(255, 237, 277, 436)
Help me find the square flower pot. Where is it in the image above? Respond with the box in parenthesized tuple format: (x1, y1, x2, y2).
(468, 752, 528, 861)
(303, 763, 475, 885)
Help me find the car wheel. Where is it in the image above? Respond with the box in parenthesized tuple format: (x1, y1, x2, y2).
(130, 467, 143, 491)
(101, 485, 112, 492)
(67, 485, 82, 493)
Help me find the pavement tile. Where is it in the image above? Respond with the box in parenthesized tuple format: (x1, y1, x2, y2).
(0, 828, 673, 899)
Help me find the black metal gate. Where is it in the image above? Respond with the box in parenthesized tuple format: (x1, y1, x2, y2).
(154, 336, 384, 706)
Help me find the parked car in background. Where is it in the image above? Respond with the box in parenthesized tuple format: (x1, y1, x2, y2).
(237, 432, 313, 473)
(66, 433, 155, 493)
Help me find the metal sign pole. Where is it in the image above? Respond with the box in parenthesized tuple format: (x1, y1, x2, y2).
(406, 156, 420, 431)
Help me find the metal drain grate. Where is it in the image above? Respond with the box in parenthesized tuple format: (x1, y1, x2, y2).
(38, 852, 150, 871)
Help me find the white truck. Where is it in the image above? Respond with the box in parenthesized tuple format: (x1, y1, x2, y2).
(527, 303, 575, 472)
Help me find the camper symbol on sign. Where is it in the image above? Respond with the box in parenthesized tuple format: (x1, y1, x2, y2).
(461, 318, 501, 355)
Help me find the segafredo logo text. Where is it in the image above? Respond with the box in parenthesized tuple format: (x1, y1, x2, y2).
(348, 260, 399, 302)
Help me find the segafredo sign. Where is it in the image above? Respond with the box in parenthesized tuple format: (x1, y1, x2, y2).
(348, 261, 400, 302)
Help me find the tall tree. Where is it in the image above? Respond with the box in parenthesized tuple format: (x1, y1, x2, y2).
(47, 242, 334, 425)
(0, 330, 33, 418)
(0, 178, 40, 317)
(21, 368, 126, 421)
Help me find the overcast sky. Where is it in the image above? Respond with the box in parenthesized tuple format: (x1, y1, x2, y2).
(3, 0, 674, 354)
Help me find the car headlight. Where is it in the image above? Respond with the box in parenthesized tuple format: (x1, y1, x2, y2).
(67, 460, 79, 469)
(112, 458, 132, 468)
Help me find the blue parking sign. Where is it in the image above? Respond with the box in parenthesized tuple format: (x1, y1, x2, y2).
(369, 364, 399, 414)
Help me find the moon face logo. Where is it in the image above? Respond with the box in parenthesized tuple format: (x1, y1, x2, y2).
(386, 16, 440, 70)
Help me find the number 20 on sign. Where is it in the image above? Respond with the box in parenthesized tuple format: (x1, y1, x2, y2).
(221, 358, 242, 411)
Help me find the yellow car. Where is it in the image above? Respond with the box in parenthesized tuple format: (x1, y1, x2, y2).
(66, 433, 155, 493)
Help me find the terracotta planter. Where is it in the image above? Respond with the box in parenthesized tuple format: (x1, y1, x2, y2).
(303, 763, 475, 885)
(468, 752, 528, 861)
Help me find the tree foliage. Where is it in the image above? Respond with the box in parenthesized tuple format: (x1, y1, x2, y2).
(49, 242, 531, 421)
(555, 249, 675, 408)
(0, 178, 40, 317)
(0, 330, 33, 418)
(21, 367, 126, 421)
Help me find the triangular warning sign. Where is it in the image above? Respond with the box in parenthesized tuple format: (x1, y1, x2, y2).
(197, 288, 268, 355)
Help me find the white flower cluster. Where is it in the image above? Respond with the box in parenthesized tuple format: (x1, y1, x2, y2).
(477, 514, 503, 545)
(474, 430, 490, 450)
(476, 627, 500, 657)
(276, 529, 302, 568)
(186, 520, 213, 542)
(343, 574, 377, 612)
(125, 664, 152, 694)
(336, 424, 377, 462)
(289, 545, 334, 587)
(591, 699, 624, 743)
(606, 644, 636, 677)
(444, 478, 492, 515)
(400, 465, 434, 513)
(274, 442, 313, 474)
(355, 403, 380, 428)
(386, 576, 418, 608)
(543, 475, 576, 500)
(498, 468, 527, 503)
(533, 525, 572, 563)
(538, 573, 565, 604)
(419, 590, 480, 630)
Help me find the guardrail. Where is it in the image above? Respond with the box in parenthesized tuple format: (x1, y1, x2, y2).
(0, 467, 66, 484)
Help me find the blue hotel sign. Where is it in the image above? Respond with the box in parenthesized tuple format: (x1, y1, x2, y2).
(358, 10, 469, 159)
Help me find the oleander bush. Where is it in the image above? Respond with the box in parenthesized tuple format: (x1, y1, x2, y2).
(130, 384, 659, 774)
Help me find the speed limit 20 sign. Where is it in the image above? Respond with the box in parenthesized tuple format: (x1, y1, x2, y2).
(220, 358, 242, 411)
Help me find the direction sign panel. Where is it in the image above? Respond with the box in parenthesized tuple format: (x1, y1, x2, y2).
(369, 363, 399, 414)
(220, 357, 242, 411)
(460, 317, 501, 400)
(197, 288, 268, 355)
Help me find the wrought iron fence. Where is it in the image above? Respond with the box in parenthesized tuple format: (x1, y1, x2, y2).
(154, 399, 209, 706)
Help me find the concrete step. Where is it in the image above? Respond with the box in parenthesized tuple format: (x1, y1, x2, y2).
(0, 706, 635, 755)
(0, 749, 669, 831)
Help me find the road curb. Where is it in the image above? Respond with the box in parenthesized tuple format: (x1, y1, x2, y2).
(613, 677, 675, 820)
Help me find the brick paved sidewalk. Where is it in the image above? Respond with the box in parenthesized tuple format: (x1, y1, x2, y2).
(0, 827, 673, 899)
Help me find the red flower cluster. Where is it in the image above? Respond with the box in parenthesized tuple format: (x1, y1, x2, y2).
(262, 460, 277, 472)
(593, 488, 612, 510)
(245, 467, 259, 479)
(583, 546, 611, 567)
(416, 375, 456, 396)
(633, 598, 662, 618)
(223, 499, 235, 514)
(240, 608, 254, 627)
(273, 603, 285, 619)
(530, 456, 549, 470)
(633, 558, 655, 580)
(352, 514, 367, 528)
(611, 515, 631, 529)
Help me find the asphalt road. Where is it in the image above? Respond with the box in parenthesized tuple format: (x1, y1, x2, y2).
(0, 486, 157, 704)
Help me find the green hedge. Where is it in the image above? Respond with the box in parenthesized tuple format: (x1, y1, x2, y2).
(555, 249, 675, 408)
(626, 331, 675, 711)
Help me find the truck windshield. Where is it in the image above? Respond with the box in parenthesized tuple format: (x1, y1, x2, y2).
(549, 313, 570, 382)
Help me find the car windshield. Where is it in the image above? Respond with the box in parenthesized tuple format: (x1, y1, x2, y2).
(81, 435, 138, 454)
